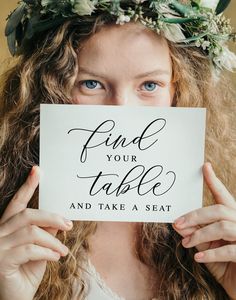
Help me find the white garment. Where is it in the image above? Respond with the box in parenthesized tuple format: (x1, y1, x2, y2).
(86, 260, 126, 300)
(72, 260, 125, 300)
(72, 261, 158, 300)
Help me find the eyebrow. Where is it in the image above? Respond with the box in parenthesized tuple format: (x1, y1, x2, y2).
(134, 69, 171, 78)
(78, 67, 171, 79)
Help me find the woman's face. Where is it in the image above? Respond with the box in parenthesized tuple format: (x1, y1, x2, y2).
(72, 22, 174, 106)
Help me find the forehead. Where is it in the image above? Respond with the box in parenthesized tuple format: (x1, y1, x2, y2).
(78, 22, 172, 75)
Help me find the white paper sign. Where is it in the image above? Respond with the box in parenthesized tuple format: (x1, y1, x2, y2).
(39, 104, 206, 223)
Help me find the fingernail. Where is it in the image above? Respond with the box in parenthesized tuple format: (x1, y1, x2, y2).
(174, 216, 185, 227)
(54, 252, 61, 260)
(207, 162, 213, 171)
(195, 252, 204, 261)
(61, 245, 69, 255)
(64, 219, 73, 228)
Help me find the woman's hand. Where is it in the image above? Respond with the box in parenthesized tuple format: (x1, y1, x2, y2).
(173, 162, 236, 300)
(0, 166, 73, 300)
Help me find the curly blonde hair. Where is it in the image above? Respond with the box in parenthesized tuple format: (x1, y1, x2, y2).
(0, 14, 235, 300)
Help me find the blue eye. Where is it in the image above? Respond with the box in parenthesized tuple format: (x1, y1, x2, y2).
(82, 80, 102, 89)
(142, 82, 158, 92)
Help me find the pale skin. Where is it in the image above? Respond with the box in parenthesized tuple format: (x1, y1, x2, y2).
(0, 22, 235, 300)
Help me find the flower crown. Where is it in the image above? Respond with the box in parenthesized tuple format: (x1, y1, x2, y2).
(5, 0, 236, 71)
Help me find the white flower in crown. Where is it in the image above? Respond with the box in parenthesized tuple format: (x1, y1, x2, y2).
(214, 46, 236, 71)
(72, 0, 96, 16)
(202, 40, 211, 50)
(195, 39, 211, 50)
(199, 0, 219, 10)
(116, 14, 131, 25)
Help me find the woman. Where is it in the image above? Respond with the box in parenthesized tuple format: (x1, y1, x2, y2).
(0, 0, 236, 299)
